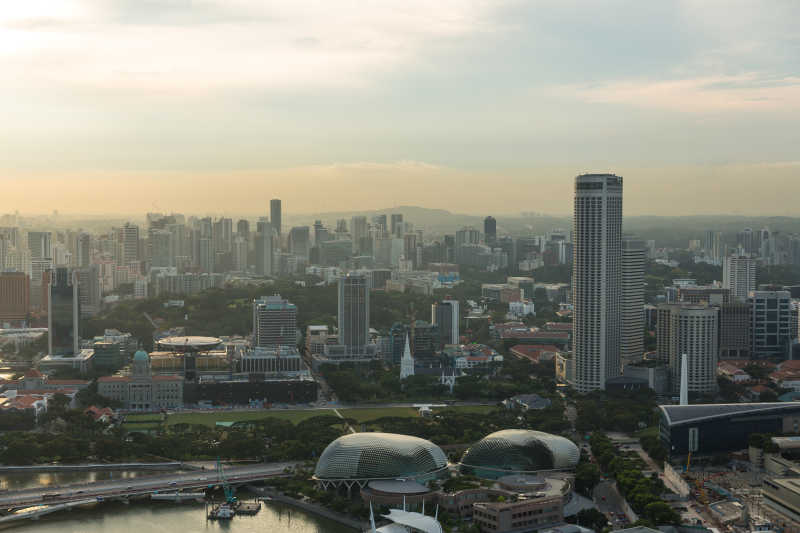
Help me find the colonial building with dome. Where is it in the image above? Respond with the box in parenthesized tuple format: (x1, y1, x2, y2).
(97, 350, 183, 410)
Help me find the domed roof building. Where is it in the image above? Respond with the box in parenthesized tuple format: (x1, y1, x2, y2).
(314, 432, 448, 489)
(459, 429, 579, 479)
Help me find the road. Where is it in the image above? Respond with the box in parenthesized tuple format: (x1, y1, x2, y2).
(0, 462, 298, 510)
(593, 481, 630, 529)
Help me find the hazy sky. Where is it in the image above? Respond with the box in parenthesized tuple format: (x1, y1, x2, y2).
(2, 1, 799, 216)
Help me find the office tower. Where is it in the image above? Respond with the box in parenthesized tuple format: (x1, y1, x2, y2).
(288, 226, 311, 259)
(390, 214, 404, 238)
(76, 232, 91, 268)
(338, 274, 369, 353)
(233, 236, 248, 271)
(30, 258, 52, 311)
(658, 304, 718, 395)
(484, 216, 497, 248)
(120, 223, 140, 264)
(621, 236, 646, 363)
(255, 222, 273, 276)
(253, 294, 298, 348)
(75, 266, 101, 317)
(749, 290, 792, 358)
(372, 214, 388, 235)
(723, 255, 756, 303)
(270, 199, 282, 237)
(48, 267, 80, 356)
(0, 273, 30, 322)
(28, 231, 52, 260)
(236, 219, 250, 241)
(432, 300, 460, 347)
(403, 233, 418, 269)
(351, 216, 368, 255)
(573, 173, 623, 393)
(719, 302, 751, 359)
(150, 229, 171, 268)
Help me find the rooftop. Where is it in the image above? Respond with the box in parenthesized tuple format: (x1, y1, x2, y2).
(660, 402, 800, 426)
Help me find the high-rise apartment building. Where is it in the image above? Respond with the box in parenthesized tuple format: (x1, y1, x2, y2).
(76, 265, 102, 317)
(431, 300, 460, 347)
(621, 236, 646, 363)
(572, 173, 622, 392)
(150, 229, 172, 268)
(484, 216, 497, 248)
(723, 255, 756, 303)
(120, 223, 140, 264)
(338, 274, 369, 353)
(270, 199, 282, 237)
(236, 219, 250, 241)
(233, 236, 248, 272)
(658, 303, 719, 395)
(48, 267, 80, 356)
(253, 294, 298, 348)
(749, 290, 792, 358)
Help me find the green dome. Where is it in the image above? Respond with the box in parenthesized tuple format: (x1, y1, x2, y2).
(133, 350, 149, 362)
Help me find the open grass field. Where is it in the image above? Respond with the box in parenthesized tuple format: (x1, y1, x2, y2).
(123, 405, 496, 429)
(166, 409, 326, 427)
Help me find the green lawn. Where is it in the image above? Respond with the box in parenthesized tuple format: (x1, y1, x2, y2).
(166, 409, 327, 427)
(125, 414, 164, 423)
(433, 405, 494, 415)
(634, 425, 659, 438)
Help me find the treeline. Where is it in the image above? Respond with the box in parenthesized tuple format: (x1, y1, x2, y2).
(590, 433, 679, 527)
(574, 389, 658, 433)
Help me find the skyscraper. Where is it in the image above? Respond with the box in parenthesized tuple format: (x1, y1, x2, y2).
(573, 173, 623, 392)
(658, 303, 719, 395)
(483, 216, 497, 248)
(76, 232, 91, 268)
(390, 214, 403, 238)
(351, 216, 368, 255)
(28, 231, 52, 260)
(270, 199, 282, 237)
(723, 255, 756, 302)
(0, 273, 30, 322)
(236, 219, 250, 241)
(255, 221, 273, 276)
(338, 274, 369, 354)
(120, 223, 140, 264)
(288, 226, 310, 259)
(48, 267, 80, 356)
(432, 300, 460, 347)
(749, 290, 792, 358)
(253, 294, 298, 348)
(621, 236, 646, 363)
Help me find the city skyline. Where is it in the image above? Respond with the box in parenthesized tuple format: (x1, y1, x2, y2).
(2, 1, 800, 215)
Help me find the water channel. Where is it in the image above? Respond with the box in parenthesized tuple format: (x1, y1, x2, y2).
(0, 471, 355, 533)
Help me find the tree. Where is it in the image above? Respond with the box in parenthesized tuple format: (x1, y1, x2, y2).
(575, 462, 602, 496)
(642, 501, 680, 525)
(575, 508, 608, 532)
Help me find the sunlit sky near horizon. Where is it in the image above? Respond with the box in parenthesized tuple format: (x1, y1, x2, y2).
(1, 1, 799, 216)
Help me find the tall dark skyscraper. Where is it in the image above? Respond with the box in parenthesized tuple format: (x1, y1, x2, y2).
(573, 174, 622, 392)
(48, 267, 80, 356)
(338, 274, 369, 353)
(270, 199, 282, 237)
(483, 216, 497, 248)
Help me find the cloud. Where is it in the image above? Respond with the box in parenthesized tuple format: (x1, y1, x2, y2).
(0, 0, 501, 92)
(559, 74, 800, 112)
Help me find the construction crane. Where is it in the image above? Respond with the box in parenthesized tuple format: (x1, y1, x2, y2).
(216, 458, 237, 505)
(143, 312, 158, 330)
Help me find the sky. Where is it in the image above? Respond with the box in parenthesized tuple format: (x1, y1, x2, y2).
(1, 0, 799, 216)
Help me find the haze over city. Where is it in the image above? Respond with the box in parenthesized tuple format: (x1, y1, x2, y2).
(2, 1, 800, 215)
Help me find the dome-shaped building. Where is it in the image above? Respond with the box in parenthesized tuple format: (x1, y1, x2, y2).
(314, 432, 448, 489)
(459, 429, 579, 479)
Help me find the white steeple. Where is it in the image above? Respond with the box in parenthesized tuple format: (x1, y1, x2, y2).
(400, 334, 414, 379)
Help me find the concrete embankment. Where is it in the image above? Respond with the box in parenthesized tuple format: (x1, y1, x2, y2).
(248, 485, 366, 531)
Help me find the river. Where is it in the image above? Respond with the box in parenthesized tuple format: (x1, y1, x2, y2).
(0, 471, 356, 533)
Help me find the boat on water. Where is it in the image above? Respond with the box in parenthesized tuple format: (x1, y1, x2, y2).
(208, 503, 235, 520)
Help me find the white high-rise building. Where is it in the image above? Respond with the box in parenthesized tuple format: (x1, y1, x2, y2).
(723, 255, 756, 303)
(573, 173, 623, 392)
(621, 236, 646, 363)
(233, 236, 248, 272)
(658, 304, 719, 395)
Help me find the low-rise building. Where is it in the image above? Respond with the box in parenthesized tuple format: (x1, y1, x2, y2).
(97, 350, 183, 411)
(473, 494, 563, 533)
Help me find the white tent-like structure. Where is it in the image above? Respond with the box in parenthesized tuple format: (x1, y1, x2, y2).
(369, 505, 443, 533)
